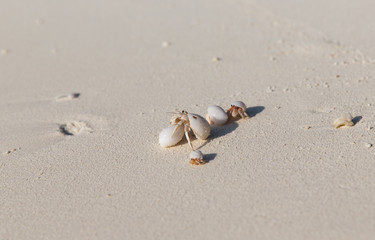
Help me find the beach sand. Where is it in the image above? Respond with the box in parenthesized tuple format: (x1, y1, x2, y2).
(1, 0, 374, 239)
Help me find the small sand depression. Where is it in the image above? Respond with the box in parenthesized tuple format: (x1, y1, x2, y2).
(59, 121, 93, 136)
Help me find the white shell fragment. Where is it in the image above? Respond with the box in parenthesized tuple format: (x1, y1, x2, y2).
(189, 150, 205, 165)
(188, 113, 211, 140)
(159, 125, 184, 148)
(333, 113, 354, 129)
(227, 101, 248, 118)
(206, 105, 228, 125)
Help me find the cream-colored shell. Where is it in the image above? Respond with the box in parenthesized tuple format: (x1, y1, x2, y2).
(188, 113, 210, 139)
(159, 125, 184, 147)
(189, 150, 203, 160)
(231, 101, 247, 110)
(206, 105, 228, 125)
(333, 113, 354, 129)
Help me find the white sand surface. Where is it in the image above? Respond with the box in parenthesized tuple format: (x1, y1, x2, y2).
(1, 0, 375, 239)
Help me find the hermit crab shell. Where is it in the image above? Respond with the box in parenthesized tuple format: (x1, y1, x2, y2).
(206, 105, 228, 125)
(189, 150, 205, 165)
(187, 113, 210, 140)
(159, 125, 184, 148)
(231, 101, 246, 110)
(189, 150, 203, 160)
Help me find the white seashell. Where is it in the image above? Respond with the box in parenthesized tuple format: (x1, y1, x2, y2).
(160, 111, 210, 150)
(188, 113, 211, 140)
(189, 150, 205, 165)
(159, 125, 184, 148)
(333, 113, 354, 129)
(206, 105, 228, 125)
(231, 101, 246, 110)
(227, 101, 248, 118)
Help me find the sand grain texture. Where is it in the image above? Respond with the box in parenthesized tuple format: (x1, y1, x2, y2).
(1, 0, 375, 239)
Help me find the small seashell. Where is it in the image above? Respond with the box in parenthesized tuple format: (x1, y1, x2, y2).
(189, 150, 205, 165)
(162, 41, 170, 47)
(206, 105, 228, 125)
(333, 113, 354, 128)
(187, 113, 211, 140)
(364, 143, 372, 148)
(227, 101, 248, 119)
(231, 101, 246, 111)
(159, 125, 184, 148)
(212, 57, 221, 62)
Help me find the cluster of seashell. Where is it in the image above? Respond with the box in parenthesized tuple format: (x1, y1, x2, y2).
(159, 101, 248, 165)
(206, 101, 248, 126)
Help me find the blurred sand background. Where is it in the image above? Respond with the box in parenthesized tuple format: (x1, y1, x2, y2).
(1, 0, 374, 239)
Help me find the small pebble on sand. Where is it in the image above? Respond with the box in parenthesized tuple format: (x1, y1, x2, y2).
(162, 41, 170, 47)
(212, 57, 221, 62)
(364, 143, 372, 148)
(1, 49, 10, 55)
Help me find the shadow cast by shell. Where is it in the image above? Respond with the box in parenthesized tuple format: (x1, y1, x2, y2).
(246, 106, 265, 117)
(352, 116, 362, 125)
(195, 122, 239, 150)
(210, 122, 239, 140)
(204, 153, 217, 163)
